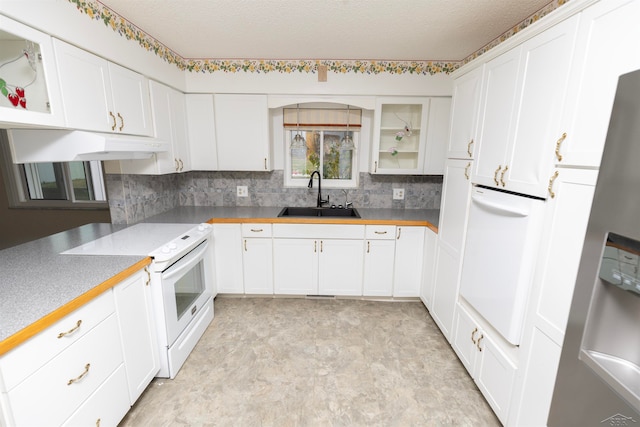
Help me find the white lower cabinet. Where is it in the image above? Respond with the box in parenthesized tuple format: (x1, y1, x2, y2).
(272, 224, 365, 296)
(420, 228, 438, 308)
(113, 268, 160, 404)
(242, 224, 273, 295)
(363, 225, 396, 297)
(393, 226, 425, 297)
(452, 303, 517, 425)
(213, 224, 245, 294)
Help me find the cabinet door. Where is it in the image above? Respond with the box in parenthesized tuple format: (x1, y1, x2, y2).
(213, 224, 244, 293)
(0, 16, 65, 127)
(107, 62, 153, 136)
(318, 239, 364, 296)
(423, 97, 451, 174)
(438, 159, 473, 257)
(393, 226, 425, 297)
(273, 239, 318, 295)
(214, 94, 270, 171)
(448, 66, 483, 159)
(559, 0, 640, 167)
(113, 268, 159, 404)
(452, 303, 479, 375)
(371, 97, 430, 174)
(430, 244, 460, 341)
(186, 94, 218, 170)
(363, 239, 396, 297)
(170, 88, 190, 172)
(503, 15, 579, 197)
(473, 46, 521, 188)
(419, 228, 437, 308)
(53, 39, 112, 132)
(475, 331, 517, 425)
(243, 238, 273, 294)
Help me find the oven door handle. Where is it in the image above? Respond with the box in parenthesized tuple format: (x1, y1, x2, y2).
(161, 240, 209, 280)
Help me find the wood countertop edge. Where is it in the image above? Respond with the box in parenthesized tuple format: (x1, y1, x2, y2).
(0, 257, 151, 357)
(207, 217, 439, 233)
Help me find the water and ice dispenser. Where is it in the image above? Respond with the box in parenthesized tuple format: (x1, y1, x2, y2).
(579, 232, 640, 413)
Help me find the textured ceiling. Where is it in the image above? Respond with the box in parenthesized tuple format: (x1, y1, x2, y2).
(96, 0, 556, 61)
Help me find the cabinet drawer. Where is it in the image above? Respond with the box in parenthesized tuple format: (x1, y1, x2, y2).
(365, 225, 396, 240)
(0, 290, 115, 391)
(273, 224, 365, 239)
(241, 223, 272, 238)
(62, 364, 130, 427)
(7, 314, 123, 427)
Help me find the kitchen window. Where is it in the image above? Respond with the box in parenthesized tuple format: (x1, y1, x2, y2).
(284, 106, 360, 189)
(0, 135, 107, 208)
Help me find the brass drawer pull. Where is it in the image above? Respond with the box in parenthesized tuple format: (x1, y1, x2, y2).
(144, 266, 151, 286)
(117, 112, 124, 131)
(493, 165, 502, 186)
(57, 320, 82, 339)
(67, 363, 91, 385)
(476, 335, 484, 352)
(244, 239, 247, 251)
(374, 231, 387, 235)
(396, 228, 402, 240)
(250, 228, 264, 233)
(178, 159, 184, 171)
(467, 139, 474, 157)
(374, 161, 378, 173)
(464, 162, 471, 180)
(555, 133, 567, 162)
(314, 241, 317, 253)
(109, 111, 116, 131)
(367, 241, 370, 253)
(548, 170, 560, 198)
(500, 165, 508, 187)
(471, 327, 478, 344)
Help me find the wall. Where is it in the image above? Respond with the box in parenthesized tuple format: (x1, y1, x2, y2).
(0, 149, 111, 249)
(106, 171, 442, 225)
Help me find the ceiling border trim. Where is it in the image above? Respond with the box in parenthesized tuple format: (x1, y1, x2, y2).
(67, 0, 570, 75)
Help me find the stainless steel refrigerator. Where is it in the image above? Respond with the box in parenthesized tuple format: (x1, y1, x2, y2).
(548, 69, 640, 425)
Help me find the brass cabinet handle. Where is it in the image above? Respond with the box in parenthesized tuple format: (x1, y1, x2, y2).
(367, 241, 370, 253)
(264, 158, 267, 170)
(548, 170, 559, 198)
(374, 231, 387, 235)
(476, 335, 484, 352)
(144, 266, 151, 286)
(555, 133, 567, 162)
(250, 228, 263, 233)
(500, 165, 508, 187)
(320, 240, 323, 253)
(117, 112, 124, 131)
(179, 159, 184, 171)
(109, 111, 116, 131)
(314, 241, 317, 253)
(244, 239, 247, 251)
(493, 165, 502, 186)
(471, 327, 478, 344)
(57, 320, 82, 339)
(464, 162, 471, 180)
(374, 161, 378, 173)
(67, 363, 91, 385)
(96, 419, 101, 427)
(174, 158, 179, 171)
(467, 139, 474, 157)
(396, 228, 402, 240)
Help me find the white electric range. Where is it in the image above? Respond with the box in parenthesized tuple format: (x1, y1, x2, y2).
(63, 222, 215, 379)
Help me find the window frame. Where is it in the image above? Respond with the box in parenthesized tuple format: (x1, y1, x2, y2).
(283, 128, 359, 189)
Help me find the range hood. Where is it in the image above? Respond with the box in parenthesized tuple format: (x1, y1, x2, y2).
(6, 129, 169, 163)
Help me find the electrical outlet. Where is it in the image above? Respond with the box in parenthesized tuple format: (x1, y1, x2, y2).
(237, 186, 248, 197)
(393, 188, 405, 200)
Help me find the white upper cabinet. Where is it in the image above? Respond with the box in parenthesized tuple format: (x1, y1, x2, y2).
(558, 0, 640, 167)
(423, 97, 451, 174)
(473, 15, 579, 197)
(0, 16, 64, 127)
(371, 97, 430, 174)
(186, 94, 218, 171)
(53, 39, 152, 136)
(213, 94, 270, 171)
(447, 66, 484, 159)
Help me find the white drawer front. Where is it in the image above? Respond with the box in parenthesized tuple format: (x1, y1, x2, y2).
(0, 291, 115, 391)
(241, 223, 272, 237)
(273, 224, 365, 239)
(62, 364, 130, 427)
(7, 314, 123, 427)
(365, 225, 396, 240)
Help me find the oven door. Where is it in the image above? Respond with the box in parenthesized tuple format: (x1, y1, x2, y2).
(160, 240, 213, 346)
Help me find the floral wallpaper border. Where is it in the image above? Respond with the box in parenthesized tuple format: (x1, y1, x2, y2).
(68, 0, 570, 75)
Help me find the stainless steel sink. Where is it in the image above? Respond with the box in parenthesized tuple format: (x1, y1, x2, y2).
(277, 207, 361, 218)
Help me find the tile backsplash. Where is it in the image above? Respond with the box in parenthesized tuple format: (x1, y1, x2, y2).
(106, 170, 442, 224)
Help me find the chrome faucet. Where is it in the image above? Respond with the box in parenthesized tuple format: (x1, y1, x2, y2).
(308, 170, 329, 207)
(342, 189, 353, 208)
